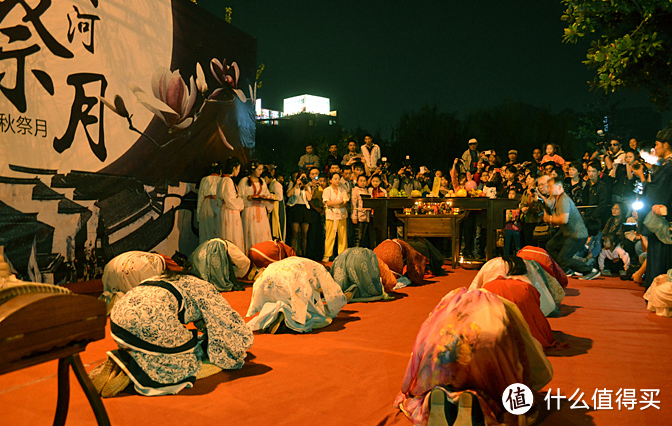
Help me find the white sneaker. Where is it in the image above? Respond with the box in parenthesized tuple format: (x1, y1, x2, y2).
(579, 269, 601, 280)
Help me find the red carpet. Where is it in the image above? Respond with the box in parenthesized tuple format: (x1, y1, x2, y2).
(1, 268, 670, 425)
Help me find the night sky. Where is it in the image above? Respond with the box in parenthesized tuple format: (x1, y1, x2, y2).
(198, 0, 653, 137)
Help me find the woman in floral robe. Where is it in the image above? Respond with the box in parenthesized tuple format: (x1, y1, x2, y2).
(189, 238, 250, 291)
(394, 287, 553, 426)
(109, 272, 253, 396)
(331, 247, 390, 302)
(246, 257, 347, 333)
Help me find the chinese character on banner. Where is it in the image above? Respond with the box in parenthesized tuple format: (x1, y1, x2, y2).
(67, 5, 100, 53)
(592, 388, 613, 410)
(0, 113, 15, 133)
(0, 0, 73, 112)
(35, 119, 47, 137)
(568, 389, 590, 409)
(639, 389, 661, 410)
(15, 116, 32, 135)
(615, 388, 637, 410)
(53, 73, 108, 161)
(545, 388, 566, 411)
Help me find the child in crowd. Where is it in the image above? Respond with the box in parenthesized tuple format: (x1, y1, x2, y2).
(477, 171, 489, 190)
(438, 175, 451, 196)
(503, 204, 522, 255)
(351, 175, 373, 247)
(598, 233, 630, 277)
(370, 174, 387, 198)
(541, 143, 565, 166)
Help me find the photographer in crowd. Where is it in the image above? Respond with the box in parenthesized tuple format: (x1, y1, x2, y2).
(540, 177, 601, 280)
(286, 170, 314, 256)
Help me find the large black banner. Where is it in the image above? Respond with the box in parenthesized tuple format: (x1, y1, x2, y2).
(0, 0, 257, 282)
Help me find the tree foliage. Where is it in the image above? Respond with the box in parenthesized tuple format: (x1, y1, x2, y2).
(562, 0, 672, 110)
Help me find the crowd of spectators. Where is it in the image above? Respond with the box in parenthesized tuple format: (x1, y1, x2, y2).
(199, 129, 672, 290)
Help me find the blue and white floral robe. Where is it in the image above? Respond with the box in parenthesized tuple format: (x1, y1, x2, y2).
(331, 247, 390, 302)
(109, 274, 253, 396)
(246, 257, 347, 332)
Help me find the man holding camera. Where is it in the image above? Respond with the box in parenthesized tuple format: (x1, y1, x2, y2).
(342, 139, 362, 167)
(542, 177, 601, 280)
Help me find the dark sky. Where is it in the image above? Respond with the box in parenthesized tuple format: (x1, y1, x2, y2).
(198, 0, 653, 137)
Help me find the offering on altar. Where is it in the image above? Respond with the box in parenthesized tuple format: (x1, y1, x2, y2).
(404, 201, 456, 215)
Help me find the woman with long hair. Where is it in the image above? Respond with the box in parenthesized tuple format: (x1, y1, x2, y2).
(286, 170, 313, 255)
(218, 157, 245, 250)
(394, 287, 552, 426)
(520, 171, 544, 247)
(196, 162, 223, 243)
(239, 160, 273, 253)
(262, 169, 286, 242)
(602, 202, 628, 236)
(564, 160, 585, 205)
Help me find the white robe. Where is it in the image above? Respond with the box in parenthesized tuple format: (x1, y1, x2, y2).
(644, 273, 672, 317)
(246, 257, 347, 332)
(239, 177, 273, 253)
(197, 175, 222, 243)
(267, 180, 286, 241)
(218, 176, 245, 251)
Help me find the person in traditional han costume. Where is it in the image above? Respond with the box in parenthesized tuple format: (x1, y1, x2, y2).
(101, 251, 181, 311)
(248, 240, 296, 269)
(394, 287, 553, 426)
(469, 256, 564, 317)
(106, 271, 253, 396)
(239, 160, 273, 253)
(482, 277, 558, 349)
(643, 205, 672, 316)
(330, 247, 391, 302)
(373, 239, 427, 286)
(246, 257, 347, 333)
(218, 157, 245, 251)
(189, 238, 251, 291)
(516, 245, 568, 288)
(262, 169, 286, 242)
(197, 162, 223, 244)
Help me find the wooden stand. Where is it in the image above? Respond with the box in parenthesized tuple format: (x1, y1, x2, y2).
(364, 197, 519, 260)
(395, 213, 465, 269)
(0, 292, 110, 425)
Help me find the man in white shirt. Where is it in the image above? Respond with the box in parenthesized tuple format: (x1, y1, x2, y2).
(360, 134, 381, 172)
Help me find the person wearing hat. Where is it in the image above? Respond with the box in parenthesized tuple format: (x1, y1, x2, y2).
(461, 138, 480, 174)
(505, 149, 519, 169)
(641, 128, 672, 289)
